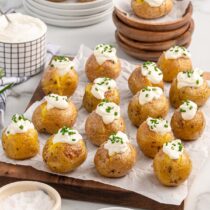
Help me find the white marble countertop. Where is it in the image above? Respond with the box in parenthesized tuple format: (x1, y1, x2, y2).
(1, 0, 210, 209)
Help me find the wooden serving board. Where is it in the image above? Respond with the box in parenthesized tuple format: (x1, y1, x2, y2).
(0, 72, 210, 210)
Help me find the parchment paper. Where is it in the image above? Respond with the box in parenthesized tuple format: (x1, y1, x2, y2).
(113, 0, 191, 23)
(0, 45, 209, 205)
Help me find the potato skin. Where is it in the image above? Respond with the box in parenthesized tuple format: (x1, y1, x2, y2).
(85, 54, 121, 82)
(94, 143, 136, 177)
(128, 93, 169, 127)
(43, 136, 87, 173)
(131, 0, 173, 19)
(153, 149, 192, 186)
(128, 66, 164, 95)
(137, 121, 173, 158)
(157, 53, 192, 82)
(169, 79, 210, 108)
(171, 109, 205, 141)
(85, 111, 126, 146)
(2, 129, 39, 160)
(41, 66, 79, 96)
(82, 83, 120, 113)
(32, 100, 77, 134)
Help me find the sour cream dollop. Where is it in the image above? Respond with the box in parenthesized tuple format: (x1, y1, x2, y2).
(165, 46, 191, 59)
(5, 114, 34, 135)
(104, 131, 129, 156)
(93, 44, 118, 65)
(163, 139, 184, 159)
(139, 86, 163, 105)
(146, 117, 171, 134)
(179, 100, 198, 120)
(45, 94, 69, 110)
(177, 69, 203, 89)
(95, 101, 120, 124)
(141, 61, 163, 84)
(51, 56, 74, 75)
(0, 13, 47, 43)
(91, 77, 117, 100)
(53, 127, 82, 145)
(143, 0, 165, 7)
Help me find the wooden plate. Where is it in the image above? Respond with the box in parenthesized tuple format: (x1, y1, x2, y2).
(115, 31, 191, 61)
(114, 2, 193, 32)
(113, 11, 191, 43)
(116, 19, 194, 52)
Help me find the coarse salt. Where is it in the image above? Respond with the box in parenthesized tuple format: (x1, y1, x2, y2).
(2, 190, 55, 210)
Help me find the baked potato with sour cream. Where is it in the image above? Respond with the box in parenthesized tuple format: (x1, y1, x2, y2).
(2, 114, 39, 160)
(94, 132, 136, 177)
(153, 142, 192, 186)
(169, 75, 210, 108)
(43, 130, 87, 173)
(41, 56, 79, 96)
(131, 0, 173, 19)
(137, 119, 174, 158)
(171, 107, 205, 141)
(128, 88, 169, 127)
(85, 111, 126, 146)
(32, 98, 77, 134)
(2, 128, 39, 160)
(85, 44, 121, 82)
(128, 64, 164, 95)
(157, 47, 192, 82)
(83, 79, 120, 113)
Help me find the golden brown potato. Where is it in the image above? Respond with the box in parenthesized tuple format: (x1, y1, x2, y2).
(43, 135, 87, 173)
(153, 147, 192, 186)
(32, 99, 77, 134)
(169, 78, 210, 108)
(41, 65, 78, 97)
(85, 111, 126, 146)
(171, 109, 205, 141)
(157, 53, 192, 82)
(83, 83, 120, 113)
(128, 91, 169, 127)
(2, 128, 39, 160)
(131, 0, 173, 19)
(137, 120, 174, 158)
(85, 54, 121, 82)
(94, 142, 136, 178)
(128, 66, 164, 95)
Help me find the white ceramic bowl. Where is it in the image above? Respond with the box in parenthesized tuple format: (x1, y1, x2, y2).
(0, 181, 61, 210)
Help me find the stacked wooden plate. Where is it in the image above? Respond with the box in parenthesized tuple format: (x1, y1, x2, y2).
(23, 0, 113, 27)
(113, 2, 194, 61)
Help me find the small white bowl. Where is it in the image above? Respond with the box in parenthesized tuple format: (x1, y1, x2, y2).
(0, 181, 61, 210)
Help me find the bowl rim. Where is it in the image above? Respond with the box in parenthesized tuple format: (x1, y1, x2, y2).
(0, 181, 61, 210)
(114, 2, 193, 31)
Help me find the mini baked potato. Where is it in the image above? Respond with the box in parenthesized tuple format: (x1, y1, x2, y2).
(43, 127, 87, 173)
(41, 56, 78, 96)
(131, 0, 173, 19)
(157, 46, 192, 82)
(83, 77, 120, 113)
(128, 87, 169, 127)
(32, 94, 77, 134)
(85, 101, 126, 146)
(2, 114, 39, 160)
(137, 118, 173, 158)
(153, 140, 192, 186)
(169, 72, 210, 108)
(171, 101, 205, 141)
(94, 132, 136, 177)
(85, 44, 121, 82)
(128, 62, 164, 95)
